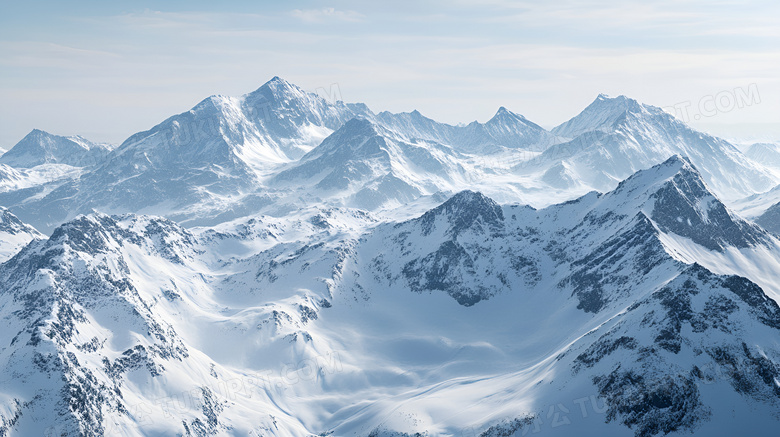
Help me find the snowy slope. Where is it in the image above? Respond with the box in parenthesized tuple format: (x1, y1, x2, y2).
(755, 202, 780, 234)
(0, 213, 324, 436)
(328, 156, 780, 436)
(0, 207, 43, 262)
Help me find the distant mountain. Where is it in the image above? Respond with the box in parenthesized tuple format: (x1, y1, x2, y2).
(552, 93, 641, 139)
(273, 117, 467, 210)
(376, 106, 561, 153)
(0, 129, 112, 168)
(0, 77, 374, 232)
(525, 94, 777, 201)
(0, 82, 775, 238)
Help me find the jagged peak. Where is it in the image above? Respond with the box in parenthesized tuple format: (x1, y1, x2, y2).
(486, 106, 541, 129)
(610, 154, 705, 199)
(418, 190, 504, 236)
(18, 128, 62, 142)
(45, 212, 195, 259)
(0, 207, 41, 235)
(606, 156, 767, 251)
(445, 190, 494, 205)
(492, 106, 521, 118)
(377, 109, 433, 122)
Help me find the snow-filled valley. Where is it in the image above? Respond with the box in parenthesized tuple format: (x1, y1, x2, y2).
(1, 77, 780, 437)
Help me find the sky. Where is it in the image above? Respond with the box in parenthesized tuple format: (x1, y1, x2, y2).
(1, 0, 779, 149)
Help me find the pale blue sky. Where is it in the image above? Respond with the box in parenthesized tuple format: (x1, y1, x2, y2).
(1, 0, 778, 148)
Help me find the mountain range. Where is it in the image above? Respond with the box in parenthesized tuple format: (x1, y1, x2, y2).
(1, 77, 780, 436)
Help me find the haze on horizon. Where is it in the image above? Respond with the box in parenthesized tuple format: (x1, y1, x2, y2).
(1, 0, 778, 149)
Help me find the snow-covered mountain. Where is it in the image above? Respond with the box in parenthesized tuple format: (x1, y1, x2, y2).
(745, 142, 780, 170)
(0, 129, 112, 169)
(2, 81, 770, 235)
(528, 94, 777, 201)
(3, 157, 780, 436)
(0, 78, 374, 232)
(272, 117, 469, 210)
(376, 106, 561, 153)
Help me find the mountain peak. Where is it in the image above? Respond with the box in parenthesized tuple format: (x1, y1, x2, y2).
(249, 76, 306, 100)
(266, 75, 293, 87)
(611, 154, 703, 199)
(593, 93, 635, 104)
(28, 128, 50, 137)
(490, 106, 524, 120)
(662, 153, 693, 168)
(608, 155, 767, 251)
(341, 116, 379, 132)
(553, 94, 643, 138)
(418, 190, 504, 236)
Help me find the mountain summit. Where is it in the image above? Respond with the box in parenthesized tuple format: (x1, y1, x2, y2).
(552, 94, 643, 138)
(0, 129, 112, 168)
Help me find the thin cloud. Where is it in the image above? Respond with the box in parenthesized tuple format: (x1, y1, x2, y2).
(291, 7, 365, 23)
